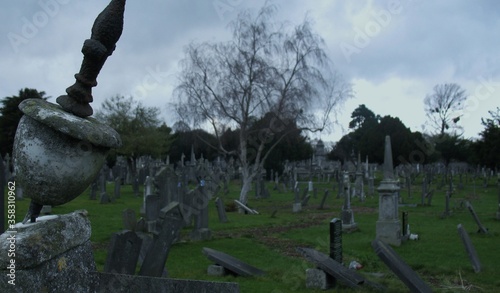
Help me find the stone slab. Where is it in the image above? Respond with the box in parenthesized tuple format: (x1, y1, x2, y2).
(457, 224, 481, 273)
(234, 200, 259, 214)
(372, 239, 432, 293)
(202, 247, 265, 277)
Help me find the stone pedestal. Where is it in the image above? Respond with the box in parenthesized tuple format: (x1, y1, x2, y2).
(306, 268, 333, 289)
(0, 210, 96, 292)
(375, 136, 401, 246)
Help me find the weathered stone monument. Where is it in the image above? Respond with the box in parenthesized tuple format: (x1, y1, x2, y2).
(0, 1, 125, 291)
(375, 135, 402, 246)
(0, 1, 240, 292)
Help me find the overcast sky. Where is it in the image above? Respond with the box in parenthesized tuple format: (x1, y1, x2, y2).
(2, 0, 499, 144)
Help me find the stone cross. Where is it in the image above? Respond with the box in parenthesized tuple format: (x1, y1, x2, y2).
(376, 135, 401, 246)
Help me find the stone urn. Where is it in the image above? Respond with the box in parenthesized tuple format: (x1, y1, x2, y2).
(13, 98, 121, 222)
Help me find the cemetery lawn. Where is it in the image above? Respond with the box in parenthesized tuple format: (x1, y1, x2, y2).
(6, 176, 500, 292)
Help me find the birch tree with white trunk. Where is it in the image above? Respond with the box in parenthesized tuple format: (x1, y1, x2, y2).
(174, 4, 352, 207)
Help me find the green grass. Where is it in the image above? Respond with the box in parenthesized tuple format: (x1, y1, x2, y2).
(3, 174, 500, 292)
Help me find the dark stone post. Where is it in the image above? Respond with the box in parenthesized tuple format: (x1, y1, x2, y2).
(329, 218, 342, 264)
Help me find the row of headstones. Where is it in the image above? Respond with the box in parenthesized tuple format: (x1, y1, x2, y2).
(303, 217, 485, 291)
(105, 202, 185, 277)
(106, 190, 237, 278)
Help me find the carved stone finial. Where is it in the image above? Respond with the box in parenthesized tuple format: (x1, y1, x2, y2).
(56, 0, 126, 117)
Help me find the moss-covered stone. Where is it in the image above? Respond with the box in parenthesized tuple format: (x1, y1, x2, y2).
(19, 98, 121, 148)
(0, 210, 91, 269)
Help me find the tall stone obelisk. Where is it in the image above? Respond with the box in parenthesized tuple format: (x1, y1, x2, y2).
(376, 135, 401, 246)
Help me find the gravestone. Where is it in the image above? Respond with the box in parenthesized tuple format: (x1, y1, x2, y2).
(301, 194, 311, 206)
(100, 192, 111, 204)
(138, 205, 184, 277)
(318, 189, 329, 209)
(372, 239, 432, 293)
(292, 185, 302, 213)
(215, 197, 228, 223)
(368, 167, 375, 197)
(122, 208, 137, 231)
(4, 154, 11, 181)
(202, 247, 265, 277)
(421, 175, 427, 206)
(301, 186, 308, 200)
(465, 201, 488, 234)
(145, 195, 160, 222)
(341, 172, 357, 232)
(190, 187, 212, 241)
(329, 218, 342, 264)
(297, 247, 384, 291)
(457, 224, 481, 273)
(425, 190, 434, 206)
(89, 179, 98, 200)
(114, 176, 121, 199)
(376, 136, 401, 246)
(104, 230, 142, 275)
(234, 200, 258, 214)
(337, 173, 343, 199)
(144, 176, 153, 197)
(402, 211, 409, 240)
(354, 153, 364, 201)
(132, 176, 139, 197)
(442, 193, 451, 217)
(99, 168, 108, 201)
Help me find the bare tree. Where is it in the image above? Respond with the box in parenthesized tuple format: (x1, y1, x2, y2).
(424, 83, 467, 136)
(174, 5, 351, 206)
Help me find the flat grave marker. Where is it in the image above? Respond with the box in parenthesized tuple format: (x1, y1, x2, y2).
(234, 200, 259, 214)
(202, 247, 265, 277)
(457, 224, 481, 273)
(371, 239, 432, 293)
